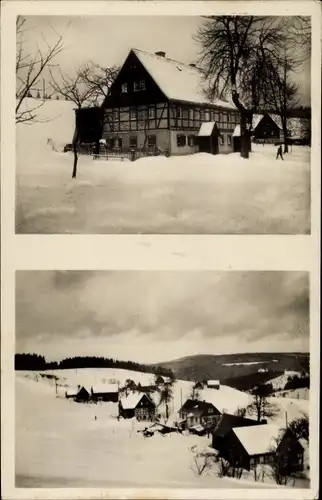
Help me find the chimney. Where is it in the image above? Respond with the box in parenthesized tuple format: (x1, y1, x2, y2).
(155, 51, 166, 58)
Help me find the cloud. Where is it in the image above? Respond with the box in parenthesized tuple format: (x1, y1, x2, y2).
(16, 271, 309, 362)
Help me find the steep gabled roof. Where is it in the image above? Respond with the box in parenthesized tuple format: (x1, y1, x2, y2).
(213, 413, 260, 438)
(120, 392, 155, 410)
(131, 49, 236, 110)
(233, 424, 282, 456)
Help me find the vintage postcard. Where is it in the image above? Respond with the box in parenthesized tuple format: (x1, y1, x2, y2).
(1, 1, 321, 500)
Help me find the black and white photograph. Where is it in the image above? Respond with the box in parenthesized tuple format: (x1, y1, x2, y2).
(15, 15, 311, 235)
(15, 271, 310, 489)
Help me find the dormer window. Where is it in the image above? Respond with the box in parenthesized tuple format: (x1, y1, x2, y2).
(121, 83, 128, 93)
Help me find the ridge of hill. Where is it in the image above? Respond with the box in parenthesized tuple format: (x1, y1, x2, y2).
(154, 352, 309, 386)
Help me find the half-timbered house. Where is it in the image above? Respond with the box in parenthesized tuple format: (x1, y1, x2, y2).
(118, 393, 156, 420)
(77, 48, 241, 156)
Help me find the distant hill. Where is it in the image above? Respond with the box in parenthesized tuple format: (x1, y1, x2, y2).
(154, 352, 309, 388)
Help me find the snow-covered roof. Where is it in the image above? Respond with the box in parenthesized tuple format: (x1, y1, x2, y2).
(252, 114, 264, 130)
(133, 49, 236, 109)
(120, 392, 152, 410)
(190, 424, 205, 432)
(233, 424, 282, 456)
(91, 383, 118, 394)
(208, 380, 220, 386)
(233, 125, 241, 137)
(66, 387, 80, 397)
(198, 122, 216, 137)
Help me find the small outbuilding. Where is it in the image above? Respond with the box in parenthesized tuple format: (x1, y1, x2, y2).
(91, 383, 119, 402)
(206, 380, 220, 390)
(65, 385, 90, 403)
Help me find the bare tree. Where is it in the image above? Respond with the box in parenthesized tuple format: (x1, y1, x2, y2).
(266, 431, 296, 486)
(195, 16, 288, 158)
(79, 62, 119, 106)
(190, 446, 214, 476)
(16, 16, 65, 123)
(234, 406, 247, 418)
(158, 384, 173, 421)
(288, 412, 309, 443)
(246, 384, 279, 422)
(49, 69, 94, 109)
(265, 50, 300, 153)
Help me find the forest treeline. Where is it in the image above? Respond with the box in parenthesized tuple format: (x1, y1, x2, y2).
(15, 353, 175, 378)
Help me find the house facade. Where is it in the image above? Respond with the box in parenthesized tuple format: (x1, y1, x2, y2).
(178, 399, 221, 430)
(78, 49, 240, 156)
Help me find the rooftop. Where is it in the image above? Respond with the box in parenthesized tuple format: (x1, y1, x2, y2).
(132, 49, 236, 110)
(233, 424, 282, 456)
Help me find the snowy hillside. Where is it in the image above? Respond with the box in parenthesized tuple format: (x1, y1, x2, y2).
(267, 371, 302, 390)
(16, 98, 310, 234)
(16, 371, 282, 489)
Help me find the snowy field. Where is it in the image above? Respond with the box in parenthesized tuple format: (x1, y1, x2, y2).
(15, 368, 309, 488)
(16, 99, 310, 234)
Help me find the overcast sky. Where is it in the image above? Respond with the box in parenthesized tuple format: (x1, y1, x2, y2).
(22, 15, 311, 105)
(16, 271, 309, 363)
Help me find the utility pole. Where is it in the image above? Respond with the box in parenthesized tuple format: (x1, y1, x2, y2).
(285, 411, 288, 429)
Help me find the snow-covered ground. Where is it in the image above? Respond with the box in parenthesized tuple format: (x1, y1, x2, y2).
(267, 371, 302, 390)
(16, 98, 310, 234)
(15, 368, 309, 488)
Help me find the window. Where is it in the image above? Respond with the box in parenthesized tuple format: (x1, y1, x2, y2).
(134, 81, 139, 92)
(130, 109, 137, 120)
(219, 112, 223, 122)
(130, 136, 137, 149)
(205, 110, 210, 121)
(194, 109, 200, 120)
(177, 134, 186, 147)
(139, 80, 146, 90)
(112, 110, 119, 121)
(176, 108, 182, 119)
(121, 83, 128, 93)
(189, 109, 194, 121)
(219, 134, 225, 145)
(227, 134, 232, 146)
(148, 135, 156, 147)
(188, 135, 195, 147)
(149, 107, 155, 119)
(227, 114, 230, 123)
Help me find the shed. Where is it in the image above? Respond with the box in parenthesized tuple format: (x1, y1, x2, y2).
(196, 122, 220, 154)
(207, 380, 220, 390)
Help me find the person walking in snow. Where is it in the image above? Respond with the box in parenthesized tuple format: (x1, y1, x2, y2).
(276, 144, 284, 160)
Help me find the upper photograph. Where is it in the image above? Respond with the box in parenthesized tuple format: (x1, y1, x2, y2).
(15, 15, 311, 234)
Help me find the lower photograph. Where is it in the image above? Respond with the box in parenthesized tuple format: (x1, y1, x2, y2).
(15, 270, 310, 489)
